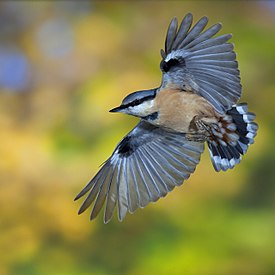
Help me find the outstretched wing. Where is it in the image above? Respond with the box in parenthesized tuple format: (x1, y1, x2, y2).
(75, 121, 204, 223)
(160, 13, 241, 114)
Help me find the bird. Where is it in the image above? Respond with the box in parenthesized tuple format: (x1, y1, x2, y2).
(75, 13, 258, 223)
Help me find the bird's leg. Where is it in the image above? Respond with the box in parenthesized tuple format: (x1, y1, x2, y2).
(187, 115, 218, 142)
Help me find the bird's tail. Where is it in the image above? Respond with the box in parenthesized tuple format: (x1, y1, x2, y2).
(207, 103, 258, 171)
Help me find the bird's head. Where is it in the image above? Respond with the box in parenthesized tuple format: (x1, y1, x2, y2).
(109, 88, 157, 118)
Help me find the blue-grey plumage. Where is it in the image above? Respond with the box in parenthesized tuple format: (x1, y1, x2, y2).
(76, 121, 204, 223)
(75, 13, 258, 223)
(160, 13, 241, 113)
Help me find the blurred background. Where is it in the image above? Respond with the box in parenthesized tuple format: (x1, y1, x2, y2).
(0, 1, 274, 274)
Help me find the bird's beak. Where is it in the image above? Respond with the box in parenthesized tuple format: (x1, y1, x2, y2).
(109, 106, 123, 113)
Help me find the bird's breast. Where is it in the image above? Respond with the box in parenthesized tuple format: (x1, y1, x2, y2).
(153, 88, 216, 133)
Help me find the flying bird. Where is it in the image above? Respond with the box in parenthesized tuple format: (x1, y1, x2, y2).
(75, 13, 258, 223)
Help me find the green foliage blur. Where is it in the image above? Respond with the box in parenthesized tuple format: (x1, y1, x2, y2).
(0, 1, 274, 274)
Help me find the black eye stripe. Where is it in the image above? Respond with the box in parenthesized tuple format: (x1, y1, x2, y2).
(121, 95, 156, 109)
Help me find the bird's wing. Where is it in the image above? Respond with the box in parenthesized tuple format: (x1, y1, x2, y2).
(75, 121, 204, 223)
(160, 13, 241, 114)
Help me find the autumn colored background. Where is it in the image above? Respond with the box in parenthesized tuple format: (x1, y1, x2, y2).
(0, 1, 274, 274)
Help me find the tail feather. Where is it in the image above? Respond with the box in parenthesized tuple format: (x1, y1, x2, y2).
(208, 103, 258, 171)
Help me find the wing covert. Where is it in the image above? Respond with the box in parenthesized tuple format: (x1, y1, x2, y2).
(75, 121, 204, 223)
(160, 13, 241, 114)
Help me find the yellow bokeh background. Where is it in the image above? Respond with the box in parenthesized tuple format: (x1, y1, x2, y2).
(0, 1, 274, 274)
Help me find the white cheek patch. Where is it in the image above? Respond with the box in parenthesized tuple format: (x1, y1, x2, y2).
(129, 100, 154, 116)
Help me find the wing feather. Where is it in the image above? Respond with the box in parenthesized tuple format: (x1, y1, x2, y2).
(196, 76, 237, 99)
(191, 69, 240, 89)
(166, 144, 199, 168)
(90, 165, 115, 220)
(185, 23, 222, 49)
(128, 156, 141, 207)
(178, 16, 208, 49)
(125, 157, 139, 213)
(187, 34, 231, 52)
(197, 83, 225, 112)
(77, 165, 109, 214)
(139, 147, 170, 194)
(188, 63, 239, 75)
(117, 158, 129, 221)
(104, 163, 119, 223)
(148, 144, 181, 190)
(74, 164, 105, 201)
(135, 149, 162, 200)
(142, 146, 174, 191)
(189, 59, 238, 68)
(195, 78, 231, 111)
(172, 13, 193, 50)
(187, 43, 234, 56)
(149, 143, 186, 186)
(160, 14, 241, 113)
(156, 144, 193, 180)
(191, 66, 240, 81)
(165, 17, 178, 53)
(75, 121, 204, 222)
(131, 154, 152, 207)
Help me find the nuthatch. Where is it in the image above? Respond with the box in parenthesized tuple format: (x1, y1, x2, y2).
(75, 13, 258, 223)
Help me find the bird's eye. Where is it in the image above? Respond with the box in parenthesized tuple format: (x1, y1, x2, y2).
(122, 93, 155, 109)
(127, 98, 145, 108)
